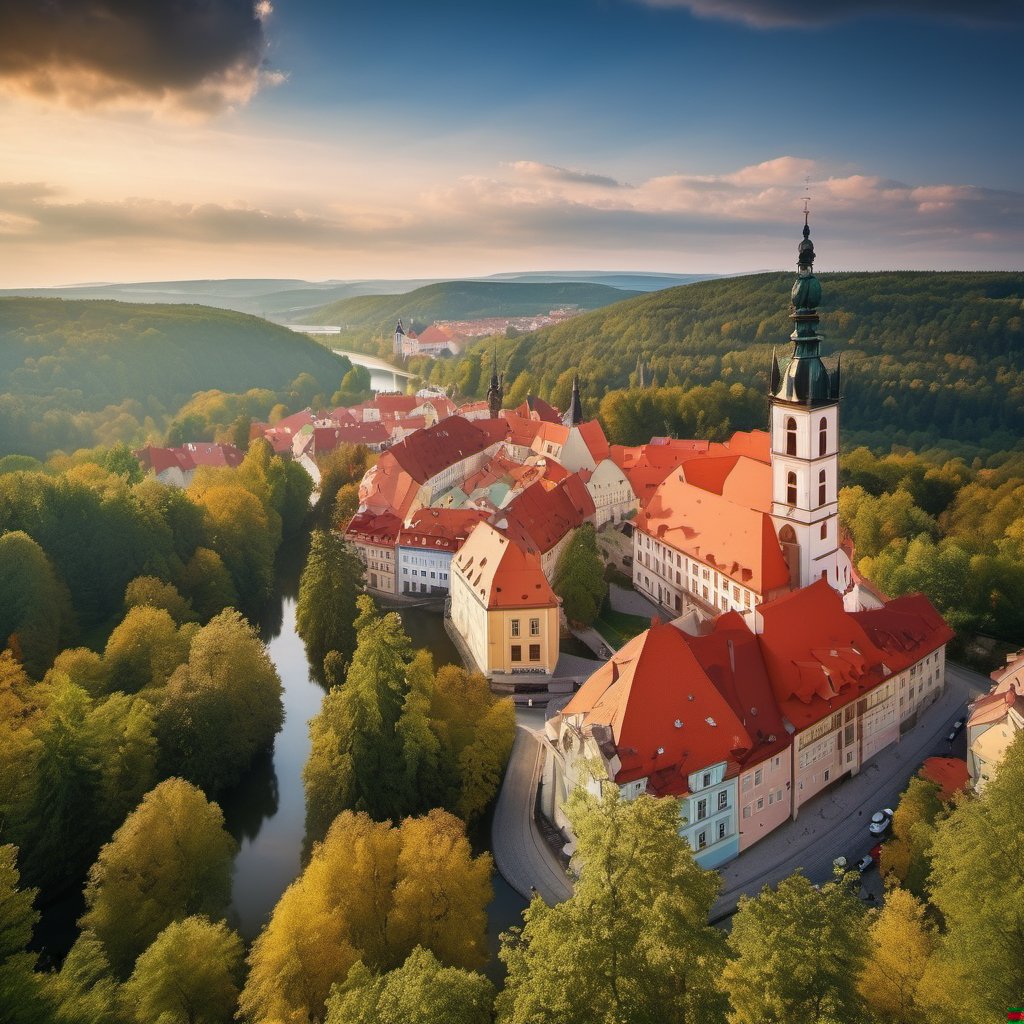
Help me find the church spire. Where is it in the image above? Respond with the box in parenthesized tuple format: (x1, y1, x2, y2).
(769, 209, 838, 406)
(563, 374, 584, 426)
(486, 348, 504, 418)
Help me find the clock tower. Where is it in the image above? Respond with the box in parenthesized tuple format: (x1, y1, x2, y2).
(769, 213, 843, 591)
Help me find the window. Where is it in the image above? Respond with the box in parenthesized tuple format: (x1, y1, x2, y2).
(820, 522, 828, 540)
(787, 471, 797, 505)
(773, 756, 781, 768)
(821, 570, 828, 581)
(511, 619, 520, 637)
(529, 644, 541, 662)
(718, 821, 727, 840)
(742, 773, 751, 791)
(754, 768, 763, 786)
(511, 645, 522, 662)
(702, 772, 711, 788)
(697, 831, 707, 850)
(717, 790, 728, 811)
(818, 469, 827, 506)
(696, 799, 707, 820)
(530, 618, 540, 636)
(819, 416, 827, 457)
(742, 805, 751, 819)
(756, 797, 764, 810)
(768, 791, 774, 805)
(776, 789, 783, 802)
(786, 416, 797, 456)
(823, 768, 831, 783)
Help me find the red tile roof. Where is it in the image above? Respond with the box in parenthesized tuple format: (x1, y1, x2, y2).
(387, 417, 503, 484)
(135, 443, 244, 476)
(452, 522, 558, 610)
(513, 396, 561, 423)
(563, 623, 760, 793)
(851, 593, 956, 674)
(344, 509, 403, 546)
(313, 422, 391, 452)
(398, 507, 489, 551)
(637, 462, 789, 594)
(495, 474, 596, 556)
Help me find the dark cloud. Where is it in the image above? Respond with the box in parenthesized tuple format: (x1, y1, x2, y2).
(0, 0, 278, 113)
(642, 0, 1023, 28)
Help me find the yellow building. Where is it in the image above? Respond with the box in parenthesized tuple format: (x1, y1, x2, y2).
(449, 522, 560, 676)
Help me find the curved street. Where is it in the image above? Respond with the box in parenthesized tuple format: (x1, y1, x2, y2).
(491, 724, 574, 906)
(491, 663, 988, 918)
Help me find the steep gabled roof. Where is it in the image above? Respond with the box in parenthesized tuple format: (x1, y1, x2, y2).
(387, 417, 501, 484)
(496, 474, 596, 556)
(451, 522, 557, 610)
(398, 507, 489, 551)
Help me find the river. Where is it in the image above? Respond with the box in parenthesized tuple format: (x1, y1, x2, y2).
(220, 536, 527, 978)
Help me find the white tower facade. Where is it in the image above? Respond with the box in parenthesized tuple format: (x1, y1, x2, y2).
(768, 216, 847, 592)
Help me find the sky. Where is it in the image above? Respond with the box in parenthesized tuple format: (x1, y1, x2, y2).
(0, 0, 1021, 285)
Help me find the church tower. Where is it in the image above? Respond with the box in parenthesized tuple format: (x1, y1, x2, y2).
(769, 213, 842, 591)
(563, 374, 584, 426)
(393, 320, 405, 360)
(486, 350, 504, 418)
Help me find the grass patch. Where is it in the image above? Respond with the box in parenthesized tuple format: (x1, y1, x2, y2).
(594, 605, 651, 651)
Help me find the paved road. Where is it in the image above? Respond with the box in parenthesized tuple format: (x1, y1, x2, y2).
(492, 662, 987, 917)
(491, 725, 574, 905)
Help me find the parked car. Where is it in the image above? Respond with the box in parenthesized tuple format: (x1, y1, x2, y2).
(868, 808, 894, 835)
(947, 717, 965, 742)
(856, 853, 874, 873)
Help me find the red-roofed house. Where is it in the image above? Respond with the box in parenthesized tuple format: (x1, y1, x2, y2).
(397, 507, 489, 596)
(495, 474, 596, 579)
(135, 442, 244, 488)
(448, 523, 560, 675)
(966, 649, 1024, 792)
(344, 510, 402, 595)
(543, 581, 952, 862)
(311, 421, 392, 454)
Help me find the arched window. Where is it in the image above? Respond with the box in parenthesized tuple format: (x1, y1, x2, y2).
(786, 417, 797, 456)
(818, 469, 827, 506)
(819, 416, 828, 457)
(820, 521, 828, 540)
(787, 471, 797, 505)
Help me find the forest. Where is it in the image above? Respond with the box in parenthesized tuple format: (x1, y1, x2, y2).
(0, 299, 354, 458)
(414, 270, 1023, 454)
(304, 279, 639, 329)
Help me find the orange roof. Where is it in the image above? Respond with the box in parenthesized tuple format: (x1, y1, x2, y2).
(358, 452, 422, 517)
(563, 623, 763, 793)
(371, 394, 420, 417)
(496, 474, 596, 556)
(398, 507, 489, 551)
(758, 581, 898, 731)
(577, 420, 610, 463)
(417, 325, 455, 343)
(531, 421, 570, 450)
(919, 757, 970, 801)
(637, 465, 789, 593)
(500, 411, 545, 448)
(513, 396, 561, 423)
(451, 522, 557, 610)
(851, 593, 956, 674)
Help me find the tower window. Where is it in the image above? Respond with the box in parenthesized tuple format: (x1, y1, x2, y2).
(818, 470, 827, 506)
(820, 522, 828, 540)
(787, 471, 797, 505)
(786, 417, 797, 456)
(818, 416, 827, 457)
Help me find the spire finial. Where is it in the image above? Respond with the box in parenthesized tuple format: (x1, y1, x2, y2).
(802, 176, 811, 237)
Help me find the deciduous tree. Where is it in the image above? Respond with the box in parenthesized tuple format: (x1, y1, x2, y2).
(122, 916, 243, 1024)
(552, 523, 607, 627)
(721, 872, 868, 1024)
(498, 785, 726, 1024)
(239, 809, 490, 1024)
(324, 946, 494, 1024)
(80, 779, 236, 977)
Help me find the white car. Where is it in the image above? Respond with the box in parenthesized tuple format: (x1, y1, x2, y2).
(856, 853, 874, 873)
(868, 808, 894, 835)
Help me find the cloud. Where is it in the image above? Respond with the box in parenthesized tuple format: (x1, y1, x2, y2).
(509, 161, 630, 188)
(2, 156, 1022, 276)
(639, 0, 1023, 28)
(0, 0, 282, 117)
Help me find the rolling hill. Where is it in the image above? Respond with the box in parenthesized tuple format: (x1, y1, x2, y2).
(303, 279, 643, 328)
(0, 298, 353, 458)
(432, 271, 1024, 453)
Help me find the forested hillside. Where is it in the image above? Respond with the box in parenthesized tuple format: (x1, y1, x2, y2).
(305, 279, 641, 328)
(423, 271, 1023, 453)
(0, 299, 352, 457)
